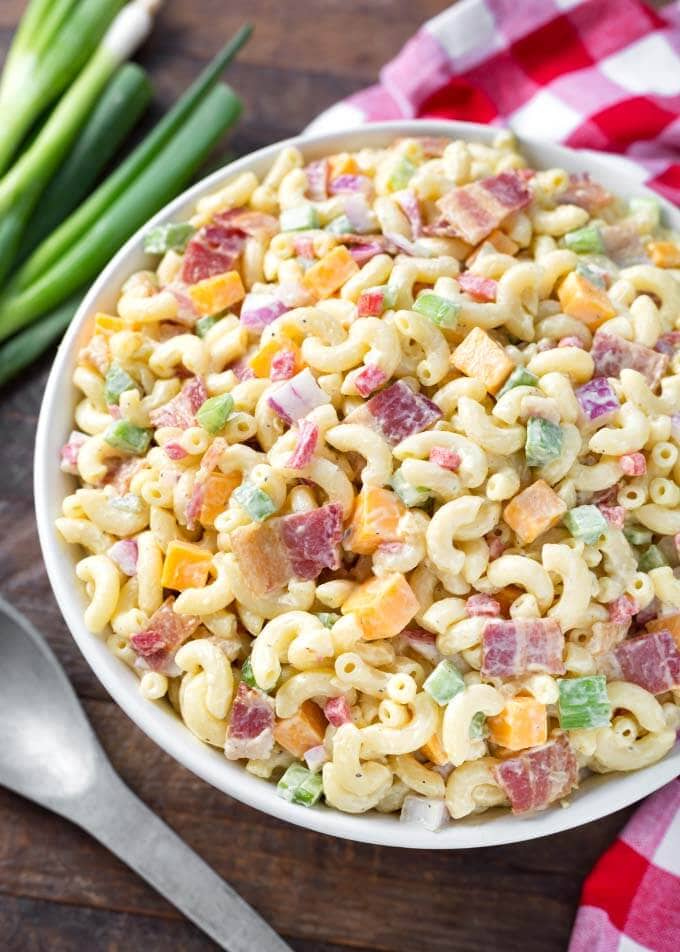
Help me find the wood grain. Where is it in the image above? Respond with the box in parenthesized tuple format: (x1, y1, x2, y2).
(0, 1, 658, 949)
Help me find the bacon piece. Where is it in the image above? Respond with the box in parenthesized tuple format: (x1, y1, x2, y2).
(103, 457, 143, 494)
(598, 505, 625, 529)
(230, 520, 291, 595)
(354, 364, 387, 398)
(149, 376, 208, 429)
(591, 332, 668, 388)
(224, 683, 275, 760)
(167, 285, 199, 327)
(214, 208, 279, 242)
(287, 419, 319, 469)
(608, 593, 637, 626)
(493, 735, 578, 814)
(457, 272, 498, 302)
(429, 446, 461, 471)
(394, 190, 422, 238)
(352, 380, 442, 446)
(601, 629, 680, 694)
(339, 235, 393, 265)
(466, 594, 501, 618)
(620, 452, 646, 476)
(304, 158, 329, 201)
(270, 348, 298, 381)
(60, 431, 87, 474)
(400, 628, 440, 664)
(228, 356, 256, 381)
(279, 503, 343, 580)
(131, 597, 200, 674)
(588, 620, 630, 656)
(600, 223, 648, 267)
(324, 695, 351, 727)
(481, 619, 565, 678)
(185, 438, 227, 530)
(431, 172, 531, 246)
(164, 441, 188, 461)
(487, 534, 506, 560)
(559, 173, 613, 213)
(181, 225, 245, 284)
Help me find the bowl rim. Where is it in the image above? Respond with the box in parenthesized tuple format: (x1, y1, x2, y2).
(34, 118, 680, 849)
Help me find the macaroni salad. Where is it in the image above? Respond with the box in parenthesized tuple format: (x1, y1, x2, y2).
(57, 133, 680, 828)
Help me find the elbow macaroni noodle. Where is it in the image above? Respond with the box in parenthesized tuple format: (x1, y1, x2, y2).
(56, 133, 679, 827)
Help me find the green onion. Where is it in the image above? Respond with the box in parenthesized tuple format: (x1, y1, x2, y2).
(104, 363, 137, 405)
(469, 711, 488, 740)
(14, 25, 253, 294)
(0, 0, 126, 176)
(0, 83, 243, 343)
(390, 468, 430, 508)
(0, 1, 161, 286)
(563, 505, 608, 546)
(317, 612, 340, 629)
(638, 544, 667, 572)
(280, 205, 319, 232)
(564, 225, 604, 254)
(0, 293, 81, 389)
(17, 63, 153, 260)
(496, 366, 538, 398)
(525, 417, 563, 467)
(623, 525, 653, 546)
(240, 657, 258, 689)
(387, 157, 416, 191)
(232, 480, 278, 521)
(277, 763, 323, 807)
(143, 221, 196, 255)
(325, 215, 354, 235)
(196, 393, 234, 433)
(413, 292, 459, 328)
(629, 196, 661, 230)
(423, 660, 465, 706)
(104, 420, 152, 455)
(576, 262, 607, 289)
(195, 315, 221, 339)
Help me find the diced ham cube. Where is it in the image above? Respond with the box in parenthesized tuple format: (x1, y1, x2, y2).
(279, 503, 344, 580)
(591, 333, 668, 389)
(601, 629, 680, 695)
(598, 505, 625, 529)
(224, 682, 275, 761)
(559, 173, 613, 213)
(457, 272, 498, 302)
(59, 431, 87, 474)
(149, 376, 208, 429)
(608, 593, 637, 625)
(481, 619, 565, 678)
(270, 348, 298, 381)
(352, 380, 442, 446)
(130, 597, 200, 674)
(620, 453, 646, 476)
(357, 288, 387, 318)
(324, 696, 352, 727)
(429, 446, 461, 471)
(354, 364, 388, 398)
(493, 735, 579, 814)
(466, 594, 501, 617)
(431, 171, 532, 245)
(287, 419, 319, 469)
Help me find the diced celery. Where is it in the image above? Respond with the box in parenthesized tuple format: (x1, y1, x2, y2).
(638, 544, 667, 572)
(143, 222, 196, 254)
(557, 675, 611, 730)
(623, 524, 653, 546)
(563, 505, 608, 545)
(232, 480, 278, 521)
(390, 468, 430, 508)
(564, 225, 604, 254)
(196, 393, 234, 434)
(525, 417, 563, 467)
(423, 660, 465, 706)
(280, 204, 319, 232)
(497, 366, 538, 398)
(387, 156, 416, 191)
(413, 292, 460, 328)
(325, 214, 354, 235)
(576, 262, 607, 289)
(277, 763, 323, 806)
(469, 711, 488, 740)
(195, 314, 220, 338)
(104, 362, 136, 405)
(629, 196, 661, 230)
(317, 612, 340, 628)
(241, 656, 257, 689)
(104, 420, 152, 455)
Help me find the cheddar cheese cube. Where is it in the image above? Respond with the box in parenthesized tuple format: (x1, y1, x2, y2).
(188, 270, 245, 316)
(345, 487, 404, 555)
(273, 700, 327, 758)
(161, 540, 213, 591)
(329, 152, 359, 178)
(341, 572, 419, 641)
(199, 472, 241, 527)
(303, 245, 359, 299)
(248, 336, 301, 378)
(488, 697, 547, 751)
(647, 241, 680, 269)
(646, 612, 680, 650)
(503, 479, 567, 545)
(421, 733, 449, 766)
(557, 271, 616, 330)
(451, 326, 514, 394)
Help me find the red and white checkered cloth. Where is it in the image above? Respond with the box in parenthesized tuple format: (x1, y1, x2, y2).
(308, 0, 680, 205)
(310, 2, 680, 948)
(570, 780, 680, 952)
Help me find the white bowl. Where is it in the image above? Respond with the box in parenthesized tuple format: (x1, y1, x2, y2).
(35, 120, 680, 848)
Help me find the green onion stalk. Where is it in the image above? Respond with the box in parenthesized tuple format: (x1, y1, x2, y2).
(0, 0, 127, 176)
(0, 0, 163, 286)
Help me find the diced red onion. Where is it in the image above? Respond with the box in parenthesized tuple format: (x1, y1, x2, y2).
(329, 174, 373, 195)
(400, 795, 449, 832)
(277, 281, 315, 308)
(620, 452, 646, 476)
(304, 158, 329, 201)
(164, 441, 188, 461)
(59, 431, 87, 474)
(347, 240, 388, 265)
(267, 368, 330, 424)
(108, 539, 138, 576)
(304, 744, 329, 772)
(401, 628, 440, 664)
(343, 193, 375, 234)
(240, 293, 288, 332)
(384, 231, 420, 256)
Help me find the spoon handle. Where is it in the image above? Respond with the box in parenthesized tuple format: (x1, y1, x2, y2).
(78, 769, 292, 952)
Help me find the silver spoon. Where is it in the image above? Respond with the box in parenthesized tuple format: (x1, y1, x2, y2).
(0, 595, 292, 952)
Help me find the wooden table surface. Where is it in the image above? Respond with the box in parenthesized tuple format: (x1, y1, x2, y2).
(0, 1, 662, 949)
